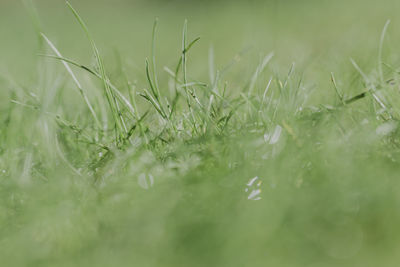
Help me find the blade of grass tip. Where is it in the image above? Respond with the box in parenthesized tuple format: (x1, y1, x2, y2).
(261, 76, 273, 106)
(248, 52, 274, 96)
(184, 38, 203, 106)
(181, 20, 198, 130)
(22, 0, 43, 47)
(184, 37, 201, 54)
(379, 20, 390, 85)
(40, 54, 97, 75)
(174, 37, 201, 84)
(266, 89, 275, 115)
(145, 58, 159, 100)
(151, 18, 161, 99)
(282, 62, 295, 92)
(208, 44, 215, 84)
(66, 1, 126, 142)
(124, 73, 136, 111)
(41, 34, 101, 127)
(145, 58, 167, 119)
(169, 22, 201, 120)
(130, 86, 149, 145)
(330, 72, 344, 104)
(292, 74, 303, 104)
(182, 20, 189, 97)
(211, 70, 220, 95)
(173, 36, 201, 90)
(222, 81, 227, 98)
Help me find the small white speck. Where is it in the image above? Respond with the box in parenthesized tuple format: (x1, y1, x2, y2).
(269, 125, 282, 144)
(245, 176, 262, 201)
(264, 125, 282, 145)
(361, 119, 369, 125)
(247, 176, 259, 187)
(248, 189, 261, 200)
(138, 173, 154, 190)
(138, 173, 148, 189)
(149, 174, 154, 187)
(376, 122, 397, 136)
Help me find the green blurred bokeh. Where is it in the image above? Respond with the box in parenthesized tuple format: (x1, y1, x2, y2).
(1, 0, 399, 78)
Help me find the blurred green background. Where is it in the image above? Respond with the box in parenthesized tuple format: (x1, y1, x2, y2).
(1, 0, 400, 81)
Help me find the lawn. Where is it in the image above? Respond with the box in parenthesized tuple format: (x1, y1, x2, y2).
(1, 0, 400, 266)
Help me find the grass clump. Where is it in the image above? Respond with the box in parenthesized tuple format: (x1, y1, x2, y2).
(2, 1, 400, 266)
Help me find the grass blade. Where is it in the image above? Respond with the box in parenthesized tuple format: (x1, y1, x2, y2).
(40, 33, 101, 127)
(66, 1, 126, 143)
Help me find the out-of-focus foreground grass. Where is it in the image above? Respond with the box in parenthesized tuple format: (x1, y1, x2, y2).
(2, 0, 400, 266)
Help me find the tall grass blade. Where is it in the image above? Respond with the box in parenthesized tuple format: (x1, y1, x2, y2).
(378, 20, 390, 84)
(66, 1, 126, 143)
(41, 33, 101, 127)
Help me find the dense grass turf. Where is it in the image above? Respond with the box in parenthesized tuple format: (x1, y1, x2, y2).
(2, 0, 400, 266)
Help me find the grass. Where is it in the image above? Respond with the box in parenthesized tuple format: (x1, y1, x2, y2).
(2, 0, 400, 266)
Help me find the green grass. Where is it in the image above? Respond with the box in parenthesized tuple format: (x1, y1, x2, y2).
(2, 0, 400, 266)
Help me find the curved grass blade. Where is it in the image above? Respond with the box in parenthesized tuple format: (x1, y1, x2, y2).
(66, 1, 126, 142)
(39, 54, 136, 119)
(40, 33, 101, 127)
(378, 20, 390, 84)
